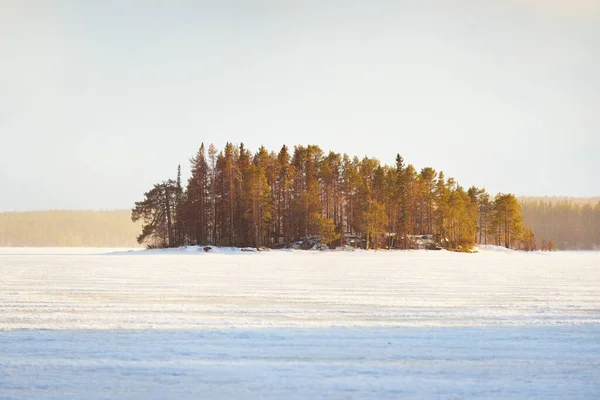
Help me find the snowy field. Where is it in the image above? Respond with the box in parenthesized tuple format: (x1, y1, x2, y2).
(1, 248, 599, 398)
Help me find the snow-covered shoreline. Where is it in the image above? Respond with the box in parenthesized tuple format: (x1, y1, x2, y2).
(1, 245, 597, 256)
(104, 244, 597, 256)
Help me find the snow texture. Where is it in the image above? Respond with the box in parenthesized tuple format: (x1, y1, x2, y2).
(0, 248, 599, 399)
(1, 248, 598, 329)
(1, 327, 599, 399)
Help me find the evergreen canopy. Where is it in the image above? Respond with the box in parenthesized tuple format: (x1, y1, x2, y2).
(133, 142, 528, 251)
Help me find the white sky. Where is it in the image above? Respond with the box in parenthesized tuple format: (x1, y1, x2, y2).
(1, 0, 598, 211)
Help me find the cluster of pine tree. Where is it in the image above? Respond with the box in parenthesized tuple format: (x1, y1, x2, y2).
(520, 198, 600, 250)
(132, 143, 526, 251)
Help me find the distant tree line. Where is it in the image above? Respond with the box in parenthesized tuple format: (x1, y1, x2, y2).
(0, 210, 141, 247)
(520, 198, 600, 250)
(132, 143, 530, 251)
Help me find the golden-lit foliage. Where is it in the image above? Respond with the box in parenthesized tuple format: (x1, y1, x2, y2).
(132, 142, 529, 251)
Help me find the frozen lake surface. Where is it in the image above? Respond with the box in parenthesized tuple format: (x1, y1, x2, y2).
(1, 248, 599, 398)
(2, 326, 599, 399)
(2, 248, 599, 329)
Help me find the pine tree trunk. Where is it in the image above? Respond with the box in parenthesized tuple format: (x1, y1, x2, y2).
(165, 186, 173, 248)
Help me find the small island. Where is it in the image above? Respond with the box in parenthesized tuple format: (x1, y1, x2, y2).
(133, 142, 532, 252)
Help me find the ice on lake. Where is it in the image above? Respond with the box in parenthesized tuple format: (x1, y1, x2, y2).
(1, 248, 599, 398)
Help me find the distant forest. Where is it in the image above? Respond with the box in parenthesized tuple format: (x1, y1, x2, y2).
(132, 143, 530, 251)
(1, 200, 597, 250)
(520, 197, 600, 250)
(0, 210, 141, 248)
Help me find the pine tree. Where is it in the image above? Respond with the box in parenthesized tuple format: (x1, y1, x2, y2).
(492, 193, 523, 248)
(434, 171, 449, 241)
(208, 144, 218, 244)
(419, 167, 437, 235)
(173, 164, 185, 246)
(277, 145, 292, 245)
(477, 191, 492, 245)
(132, 179, 178, 248)
(185, 145, 209, 245)
(221, 143, 241, 246)
(245, 160, 271, 248)
(342, 154, 361, 235)
(522, 226, 536, 251)
(237, 143, 252, 246)
(394, 155, 410, 248)
(305, 145, 323, 236)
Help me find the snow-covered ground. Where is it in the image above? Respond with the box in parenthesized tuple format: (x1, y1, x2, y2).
(2, 326, 598, 399)
(0, 248, 599, 398)
(2, 247, 598, 329)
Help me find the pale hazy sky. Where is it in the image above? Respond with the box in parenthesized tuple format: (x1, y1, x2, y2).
(1, 1, 598, 211)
